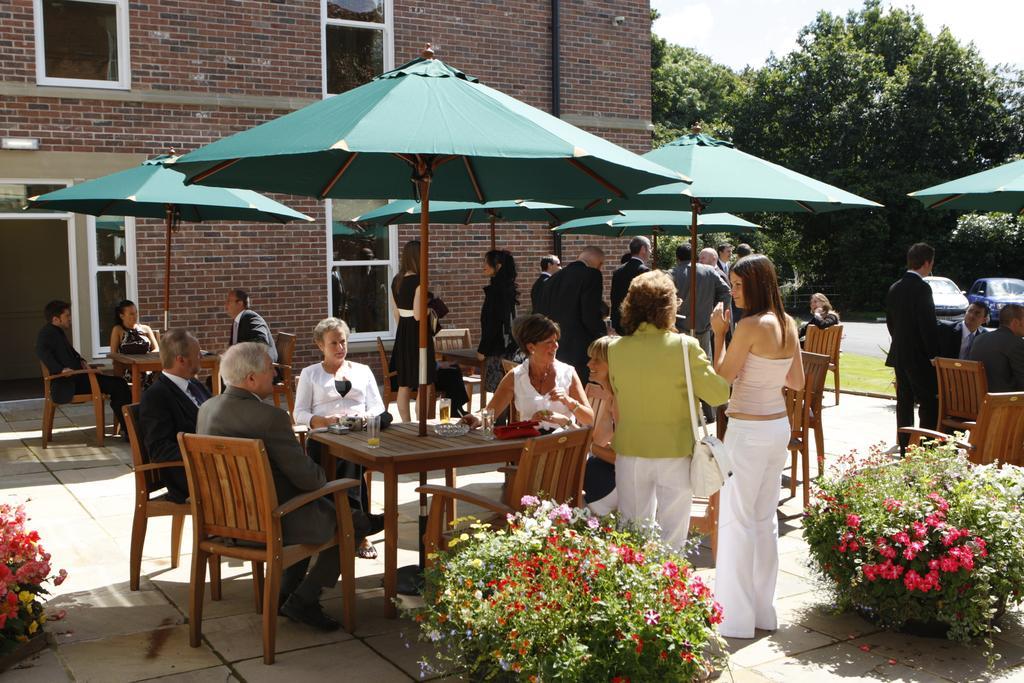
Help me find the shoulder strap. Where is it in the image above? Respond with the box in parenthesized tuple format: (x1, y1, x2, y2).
(680, 335, 710, 441)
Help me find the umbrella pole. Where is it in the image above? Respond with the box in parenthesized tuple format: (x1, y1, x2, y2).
(163, 205, 175, 331)
(689, 199, 701, 336)
(489, 215, 496, 251)
(652, 233, 658, 267)
(417, 170, 432, 437)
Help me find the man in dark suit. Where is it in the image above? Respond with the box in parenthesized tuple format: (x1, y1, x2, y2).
(529, 254, 561, 313)
(716, 242, 733, 280)
(671, 243, 730, 356)
(610, 237, 651, 335)
(198, 342, 381, 631)
(35, 300, 130, 438)
(138, 329, 210, 503)
(968, 303, 1024, 392)
(937, 302, 990, 360)
(538, 246, 606, 384)
(225, 288, 277, 362)
(885, 243, 939, 452)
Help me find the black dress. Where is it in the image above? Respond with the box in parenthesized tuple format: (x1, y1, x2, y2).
(391, 274, 436, 388)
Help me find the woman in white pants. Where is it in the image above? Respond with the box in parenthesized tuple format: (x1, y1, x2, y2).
(710, 254, 804, 639)
(608, 271, 730, 551)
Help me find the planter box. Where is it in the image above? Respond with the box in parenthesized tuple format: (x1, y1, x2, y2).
(0, 633, 50, 673)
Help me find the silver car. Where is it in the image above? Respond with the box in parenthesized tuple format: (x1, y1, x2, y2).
(924, 276, 969, 322)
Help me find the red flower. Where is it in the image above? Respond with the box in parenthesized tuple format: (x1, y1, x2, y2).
(846, 514, 862, 529)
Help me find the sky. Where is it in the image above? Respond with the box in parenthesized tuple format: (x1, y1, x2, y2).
(650, 0, 1022, 71)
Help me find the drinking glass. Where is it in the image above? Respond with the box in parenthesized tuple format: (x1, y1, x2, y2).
(479, 408, 494, 439)
(438, 398, 452, 424)
(366, 414, 381, 448)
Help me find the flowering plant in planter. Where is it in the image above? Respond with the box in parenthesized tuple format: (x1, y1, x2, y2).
(411, 497, 724, 682)
(1, 503, 67, 657)
(804, 441, 1024, 656)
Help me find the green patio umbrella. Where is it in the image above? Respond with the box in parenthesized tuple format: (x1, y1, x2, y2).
(908, 159, 1024, 214)
(28, 156, 312, 330)
(169, 46, 683, 435)
(349, 199, 620, 249)
(590, 128, 881, 334)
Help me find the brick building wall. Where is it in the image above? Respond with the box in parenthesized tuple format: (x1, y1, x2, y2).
(1, 0, 653, 380)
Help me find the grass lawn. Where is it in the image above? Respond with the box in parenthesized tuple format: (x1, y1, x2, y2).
(840, 352, 895, 396)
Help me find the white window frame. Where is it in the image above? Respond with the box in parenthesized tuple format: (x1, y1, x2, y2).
(86, 214, 137, 357)
(325, 201, 398, 342)
(320, 0, 394, 98)
(33, 0, 132, 90)
(0, 178, 83, 352)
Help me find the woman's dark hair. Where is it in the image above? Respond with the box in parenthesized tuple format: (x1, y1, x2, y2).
(400, 240, 420, 276)
(512, 314, 559, 353)
(114, 299, 136, 329)
(620, 271, 677, 334)
(731, 254, 795, 349)
(485, 249, 519, 306)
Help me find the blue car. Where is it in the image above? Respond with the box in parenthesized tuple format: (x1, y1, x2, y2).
(966, 278, 1024, 325)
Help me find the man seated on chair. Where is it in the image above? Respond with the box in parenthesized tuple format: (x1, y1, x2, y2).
(197, 342, 383, 631)
(36, 299, 130, 439)
(968, 303, 1024, 392)
(138, 329, 210, 503)
(225, 288, 277, 362)
(937, 302, 989, 360)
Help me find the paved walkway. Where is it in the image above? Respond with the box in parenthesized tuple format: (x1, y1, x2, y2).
(1, 393, 1022, 682)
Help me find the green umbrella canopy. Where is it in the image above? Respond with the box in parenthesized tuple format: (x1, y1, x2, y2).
(553, 210, 758, 237)
(909, 159, 1024, 214)
(168, 54, 685, 201)
(348, 199, 617, 226)
(27, 157, 313, 222)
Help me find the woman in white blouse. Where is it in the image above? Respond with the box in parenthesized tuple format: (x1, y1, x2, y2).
(295, 317, 385, 558)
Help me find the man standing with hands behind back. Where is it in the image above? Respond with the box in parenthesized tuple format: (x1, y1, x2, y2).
(885, 243, 939, 454)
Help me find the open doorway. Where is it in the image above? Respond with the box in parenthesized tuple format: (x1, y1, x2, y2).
(0, 218, 72, 398)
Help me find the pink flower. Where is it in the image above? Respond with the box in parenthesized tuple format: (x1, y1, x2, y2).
(846, 514, 862, 529)
(892, 531, 911, 545)
(643, 609, 661, 625)
(547, 503, 572, 522)
(883, 498, 903, 512)
(927, 493, 950, 512)
(520, 495, 540, 507)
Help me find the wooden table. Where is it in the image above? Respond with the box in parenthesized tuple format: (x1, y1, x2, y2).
(312, 422, 528, 617)
(438, 347, 488, 408)
(108, 351, 221, 403)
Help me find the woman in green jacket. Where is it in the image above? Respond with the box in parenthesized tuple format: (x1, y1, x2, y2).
(608, 271, 730, 551)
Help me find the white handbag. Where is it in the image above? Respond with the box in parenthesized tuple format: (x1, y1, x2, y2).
(681, 336, 733, 497)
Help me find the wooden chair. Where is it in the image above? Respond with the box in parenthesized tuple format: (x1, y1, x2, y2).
(500, 359, 521, 421)
(784, 351, 832, 509)
(805, 324, 843, 404)
(933, 357, 987, 433)
(900, 392, 1024, 467)
(434, 327, 482, 411)
(272, 332, 297, 415)
(123, 404, 224, 594)
(177, 433, 359, 664)
(418, 427, 593, 564)
(39, 362, 108, 448)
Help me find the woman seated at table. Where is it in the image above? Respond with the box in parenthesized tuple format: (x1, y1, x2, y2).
(798, 292, 840, 343)
(294, 317, 385, 559)
(583, 336, 617, 515)
(471, 314, 594, 431)
(109, 299, 160, 382)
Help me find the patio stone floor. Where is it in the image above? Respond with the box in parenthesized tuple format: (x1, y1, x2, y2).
(1, 393, 1022, 682)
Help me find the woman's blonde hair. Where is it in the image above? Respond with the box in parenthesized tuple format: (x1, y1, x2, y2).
(587, 336, 612, 363)
(620, 271, 678, 334)
(313, 317, 350, 346)
(811, 292, 835, 316)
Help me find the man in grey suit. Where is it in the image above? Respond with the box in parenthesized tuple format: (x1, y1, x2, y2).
(197, 342, 381, 630)
(671, 243, 731, 359)
(968, 303, 1024, 392)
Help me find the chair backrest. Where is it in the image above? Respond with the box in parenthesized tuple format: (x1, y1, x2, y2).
(123, 403, 162, 493)
(376, 337, 397, 406)
(500, 359, 522, 421)
(805, 324, 843, 365)
(783, 387, 809, 444)
(966, 392, 1024, 466)
(275, 332, 296, 368)
(434, 328, 472, 356)
(801, 351, 832, 411)
(508, 427, 593, 508)
(934, 357, 988, 424)
(177, 433, 277, 544)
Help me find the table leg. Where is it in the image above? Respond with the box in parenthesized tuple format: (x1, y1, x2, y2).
(444, 468, 456, 526)
(131, 365, 142, 404)
(383, 468, 399, 618)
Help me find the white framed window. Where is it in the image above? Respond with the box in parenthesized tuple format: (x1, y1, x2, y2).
(321, 0, 394, 97)
(87, 215, 137, 357)
(33, 0, 131, 90)
(327, 199, 397, 342)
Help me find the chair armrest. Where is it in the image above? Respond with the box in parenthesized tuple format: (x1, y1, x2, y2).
(42, 368, 101, 382)
(273, 362, 293, 371)
(134, 461, 185, 473)
(496, 465, 518, 475)
(415, 484, 514, 518)
(897, 427, 972, 450)
(272, 478, 360, 518)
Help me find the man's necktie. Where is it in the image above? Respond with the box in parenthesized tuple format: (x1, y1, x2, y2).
(187, 380, 210, 407)
(964, 331, 977, 359)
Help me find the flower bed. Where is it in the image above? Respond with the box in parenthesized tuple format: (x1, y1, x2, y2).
(1, 503, 67, 664)
(412, 498, 723, 681)
(804, 441, 1024, 655)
